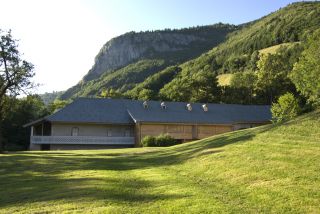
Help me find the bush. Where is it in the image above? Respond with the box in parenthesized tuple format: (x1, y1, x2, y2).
(141, 134, 180, 147)
(155, 134, 179, 147)
(141, 136, 156, 147)
(271, 92, 301, 123)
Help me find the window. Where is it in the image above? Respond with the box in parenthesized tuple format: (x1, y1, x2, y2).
(124, 129, 131, 137)
(107, 128, 112, 137)
(71, 127, 79, 136)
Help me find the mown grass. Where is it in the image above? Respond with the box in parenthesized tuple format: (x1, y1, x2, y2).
(1, 110, 320, 213)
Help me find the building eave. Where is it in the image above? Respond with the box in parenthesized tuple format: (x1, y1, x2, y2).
(23, 118, 49, 128)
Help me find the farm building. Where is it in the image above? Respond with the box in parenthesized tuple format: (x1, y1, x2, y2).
(24, 98, 271, 150)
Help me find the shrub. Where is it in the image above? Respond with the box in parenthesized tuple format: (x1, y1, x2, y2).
(271, 92, 301, 123)
(141, 136, 156, 147)
(155, 134, 178, 147)
(141, 134, 180, 147)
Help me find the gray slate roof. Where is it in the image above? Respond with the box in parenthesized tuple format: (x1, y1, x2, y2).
(46, 98, 134, 124)
(35, 98, 271, 125)
(127, 100, 271, 124)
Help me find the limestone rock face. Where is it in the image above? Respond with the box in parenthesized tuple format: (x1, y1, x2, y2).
(60, 24, 236, 100)
(84, 32, 204, 81)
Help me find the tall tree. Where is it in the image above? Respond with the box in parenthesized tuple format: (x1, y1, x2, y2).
(255, 53, 292, 104)
(2, 95, 48, 150)
(230, 70, 257, 104)
(290, 29, 320, 105)
(0, 30, 35, 152)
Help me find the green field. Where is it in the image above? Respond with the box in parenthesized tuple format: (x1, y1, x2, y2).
(1, 110, 320, 213)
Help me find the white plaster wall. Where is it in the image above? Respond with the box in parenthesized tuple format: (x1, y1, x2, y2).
(51, 123, 134, 137)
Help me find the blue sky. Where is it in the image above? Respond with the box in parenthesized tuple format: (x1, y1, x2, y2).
(88, 0, 302, 29)
(0, 0, 306, 93)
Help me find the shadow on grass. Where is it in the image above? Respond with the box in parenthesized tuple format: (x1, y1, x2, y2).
(0, 175, 188, 209)
(0, 125, 275, 209)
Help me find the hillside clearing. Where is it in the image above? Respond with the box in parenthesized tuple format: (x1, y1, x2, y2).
(1, 110, 320, 213)
(217, 73, 233, 86)
(259, 42, 300, 55)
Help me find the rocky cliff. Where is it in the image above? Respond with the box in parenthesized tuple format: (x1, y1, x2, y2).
(82, 24, 236, 81)
(60, 24, 237, 99)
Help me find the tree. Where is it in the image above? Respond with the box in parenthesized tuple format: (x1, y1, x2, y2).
(255, 53, 292, 104)
(47, 99, 69, 113)
(189, 70, 220, 103)
(247, 50, 260, 71)
(100, 88, 122, 99)
(0, 30, 35, 152)
(2, 95, 48, 150)
(138, 89, 155, 101)
(271, 92, 300, 123)
(230, 70, 257, 104)
(290, 29, 320, 105)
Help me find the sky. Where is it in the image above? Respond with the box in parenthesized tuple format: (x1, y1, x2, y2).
(0, 0, 306, 94)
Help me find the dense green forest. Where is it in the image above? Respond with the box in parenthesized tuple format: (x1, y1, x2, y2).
(135, 2, 320, 104)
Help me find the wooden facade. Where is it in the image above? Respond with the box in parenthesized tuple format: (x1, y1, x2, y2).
(138, 123, 233, 143)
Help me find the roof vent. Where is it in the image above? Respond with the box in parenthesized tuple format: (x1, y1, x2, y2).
(186, 103, 192, 111)
(160, 102, 166, 109)
(143, 101, 148, 109)
(202, 104, 208, 112)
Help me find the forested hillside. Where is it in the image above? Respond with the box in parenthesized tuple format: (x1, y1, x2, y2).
(59, 2, 320, 105)
(60, 24, 236, 100)
(135, 2, 320, 104)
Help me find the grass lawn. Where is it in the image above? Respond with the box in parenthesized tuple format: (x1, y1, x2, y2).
(1, 110, 320, 213)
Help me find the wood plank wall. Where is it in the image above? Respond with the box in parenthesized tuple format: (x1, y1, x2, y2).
(140, 124, 233, 141)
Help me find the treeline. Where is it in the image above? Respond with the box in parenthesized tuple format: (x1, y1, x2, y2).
(1, 96, 69, 150)
(39, 91, 64, 105)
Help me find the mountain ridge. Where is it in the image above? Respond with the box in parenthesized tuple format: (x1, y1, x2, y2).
(59, 2, 320, 102)
(60, 24, 237, 100)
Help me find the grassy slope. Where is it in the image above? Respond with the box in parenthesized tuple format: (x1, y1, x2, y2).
(216, 42, 299, 87)
(259, 42, 300, 55)
(1, 110, 320, 213)
(218, 73, 233, 86)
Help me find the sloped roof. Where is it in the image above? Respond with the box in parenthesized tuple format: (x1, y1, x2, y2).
(46, 98, 134, 124)
(25, 98, 271, 126)
(127, 100, 271, 124)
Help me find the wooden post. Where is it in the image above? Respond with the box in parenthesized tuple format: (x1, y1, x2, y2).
(134, 122, 141, 147)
